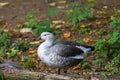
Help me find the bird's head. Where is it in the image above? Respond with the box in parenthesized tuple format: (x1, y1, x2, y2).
(37, 32, 54, 41)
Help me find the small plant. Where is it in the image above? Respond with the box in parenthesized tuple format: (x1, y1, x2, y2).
(95, 17, 120, 74)
(46, 6, 58, 17)
(66, 2, 94, 23)
(21, 56, 35, 68)
(0, 30, 11, 57)
(0, 30, 28, 58)
(11, 40, 27, 51)
(7, 48, 19, 58)
(81, 59, 89, 69)
(0, 70, 5, 80)
(24, 10, 53, 34)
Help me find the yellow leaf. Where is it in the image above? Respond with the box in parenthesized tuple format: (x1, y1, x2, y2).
(55, 25, 62, 29)
(83, 38, 96, 43)
(97, 11, 106, 15)
(0, 2, 9, 7)
(83, 38, 91, 43)
(111, 16, 114, 20)
(88, 0, 96, 3)
(58, 1, 66, 4)
(65, 9, 73, 13)
(63, 32, 71, 39)
(80, 24, 86, 28)
(31, 53, 37, 57)
(103, 6, 108, 9)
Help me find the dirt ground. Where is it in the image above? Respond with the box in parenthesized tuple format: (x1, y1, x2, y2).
(0, 0, 120, 79)
(0, 0, 120, 29)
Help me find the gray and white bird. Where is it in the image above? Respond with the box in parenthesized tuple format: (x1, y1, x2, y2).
(37, 32, 94, 74)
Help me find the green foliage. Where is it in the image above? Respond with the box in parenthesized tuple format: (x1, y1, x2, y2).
(33, 20, 52, 34)
(81, 59, 89, 69)
(24, 19, 37, 28)
(47, 6, 58, 17)
(11, 40, 27, 51)
(98, 28, 105, 35)
(7, 48, 19, 58)
(0, 30, 10, 56)
(0, 30, 10, 47)
(0, 30, 27, 58)
(24, 10, 35, 19)
(95, 17, 120, 74)
(67, 2, 94, 23)
(24, 10, 53, 34)
(0, 70, 5, 80)
(22, 56, 35, 68)
(79, 28, 90, 34)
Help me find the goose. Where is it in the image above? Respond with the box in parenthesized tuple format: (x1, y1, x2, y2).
(37, 32, 94, 74)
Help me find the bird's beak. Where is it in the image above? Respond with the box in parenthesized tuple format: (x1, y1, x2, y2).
(37, 36, 41, 40)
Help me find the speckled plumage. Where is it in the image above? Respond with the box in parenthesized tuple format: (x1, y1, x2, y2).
(37, 32, 94, 74)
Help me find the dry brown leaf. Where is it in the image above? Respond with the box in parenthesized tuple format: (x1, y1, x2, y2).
(72, 64, 81, 70)
(63, 32, 71, 39)
(96, 21, 101, 25)
(49, 2, 56, 6)
(0, 2, 9, 7)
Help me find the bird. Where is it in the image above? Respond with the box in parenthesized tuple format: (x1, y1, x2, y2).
(37, 32, 94, 74)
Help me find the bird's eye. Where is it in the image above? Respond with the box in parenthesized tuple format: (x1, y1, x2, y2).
(44, 34, 47, 36)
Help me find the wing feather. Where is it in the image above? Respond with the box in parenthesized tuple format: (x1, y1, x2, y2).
(50, 42, 84, 57)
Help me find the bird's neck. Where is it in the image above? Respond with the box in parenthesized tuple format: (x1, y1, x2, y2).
(42, 39, 54, 48)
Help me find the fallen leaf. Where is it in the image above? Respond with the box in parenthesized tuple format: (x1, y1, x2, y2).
(0, 2, 9, 7)
(52, 20, 65, 24)
(83, 38, 91, 43)
(20, 28, 32, 33)
(29, 50, 36, 54)
(57, 6, 65, 9)
(88, 0, 96, 3)
(103, 6, 108, 9)
(30, 41, 40, 45)
(72, 64, 81, 70)
(65, 9, 73, 13)
(58, 1, 66, 4)
(80, 24, 86, 28)
(63, 32, 71, 39)
(49, 2, 56, 6)
(97, 11, 106, 15)
(96, 21, 101, 25)
(55, 25, 62, 29)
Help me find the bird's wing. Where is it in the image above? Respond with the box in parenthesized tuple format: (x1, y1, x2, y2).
(50, 42, 84, 58)
(57, 41, 95, 52)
